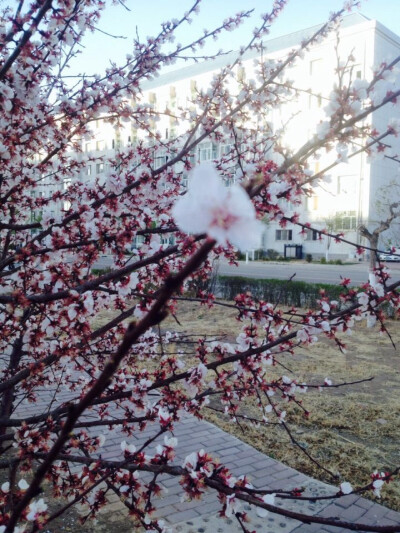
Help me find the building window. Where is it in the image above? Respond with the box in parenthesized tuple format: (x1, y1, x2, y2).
(161, 235, 175, 246)
(306, 229, 319, 241)
(112, 139, 115, 149)
(96, 163, 104, 174)
(220, 144, 233, 156)
(87, 165, 92, 176)
(278, 198, 294, 212)
(334, 211, 357, 230)
(276, 229, 293, 241)
(132, 235, 145, 249)
(306, 195, 319, 211)
(310, 58, 322, 76)
(198, 142, 217, 162)
(237, 66, 246, 83)
(85, 142, 91, 152)
(170, 86, 176, 107)
(308, 92, 322, 108)
(190, 79, 197, 97)
(96, 140, 105, 151)
(154, 151, 168, 168)
(181, 174, 188, 189)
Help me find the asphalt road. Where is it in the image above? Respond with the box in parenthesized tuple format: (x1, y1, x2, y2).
(93, 255, 400, 286)
(217, 259, 400, 286)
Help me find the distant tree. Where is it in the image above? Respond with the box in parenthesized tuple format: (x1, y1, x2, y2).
(0, 1, 400, 532)
(359, 202, 400, 270)
(320, 212, 351, 261)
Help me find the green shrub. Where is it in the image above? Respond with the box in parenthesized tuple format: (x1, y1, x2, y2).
(253, 249, 266, 260)
(266, 249, 280, 260)
(320, 257, 327, 264)
(217, 276, 344, 308)
(91, 268, 111, 276)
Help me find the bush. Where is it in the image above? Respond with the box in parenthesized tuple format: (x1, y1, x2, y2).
(266, 248, 280, 260)
(320, 257, 327, 264)
(217, 276, 344, 308)
(253, 249, 265, 260)
(91, 268, 111, 276)
(306, 253, 313, 263)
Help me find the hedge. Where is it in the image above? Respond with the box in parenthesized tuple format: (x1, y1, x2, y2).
(216, 276, 344, 308)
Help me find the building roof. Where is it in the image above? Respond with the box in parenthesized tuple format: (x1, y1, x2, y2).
(143, 13, 371, 90)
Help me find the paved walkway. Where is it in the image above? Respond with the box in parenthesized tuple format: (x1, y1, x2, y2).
(92, 413, 400, 532)
(17, 387, 400, 532)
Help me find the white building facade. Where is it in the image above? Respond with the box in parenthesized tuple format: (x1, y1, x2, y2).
(77, 14, 400, 259)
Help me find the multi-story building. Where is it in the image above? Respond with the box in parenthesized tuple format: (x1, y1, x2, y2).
(79, 13, 400, 259)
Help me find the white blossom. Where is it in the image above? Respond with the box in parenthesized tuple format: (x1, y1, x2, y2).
(296, 328, 309, 342)
(164, 436, 178, 447)
(316, 120, 331, 140)
(256, 493, 275, 517)
(183, 451, 198, 470)
(372, 479, 384, 498)
(225, 493, 241, 517)
(321, 301, 330, 312)
(340, 481, 353, 494)
(18, 479, 29, 491)
(172, 164, 263, 251)
(351, 78, 369, 99)
(357, 291, 369, 308)
(26, 498, 47, 521)
(121, 441, 136, 454)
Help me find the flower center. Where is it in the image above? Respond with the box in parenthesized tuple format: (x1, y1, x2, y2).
(210, 209, 239, 230)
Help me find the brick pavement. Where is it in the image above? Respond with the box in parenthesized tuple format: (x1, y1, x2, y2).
(14, 386, 400, 532)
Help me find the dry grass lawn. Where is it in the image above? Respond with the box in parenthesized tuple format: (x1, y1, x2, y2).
(90, 298, 400, 511)
(164, 300, 400, 511)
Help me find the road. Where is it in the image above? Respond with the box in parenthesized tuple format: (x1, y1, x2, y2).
(217, 259, 400, 286)
(93, 255, 400, 286)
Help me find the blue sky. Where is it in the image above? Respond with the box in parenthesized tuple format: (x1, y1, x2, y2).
(70, 0, 400, 76)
